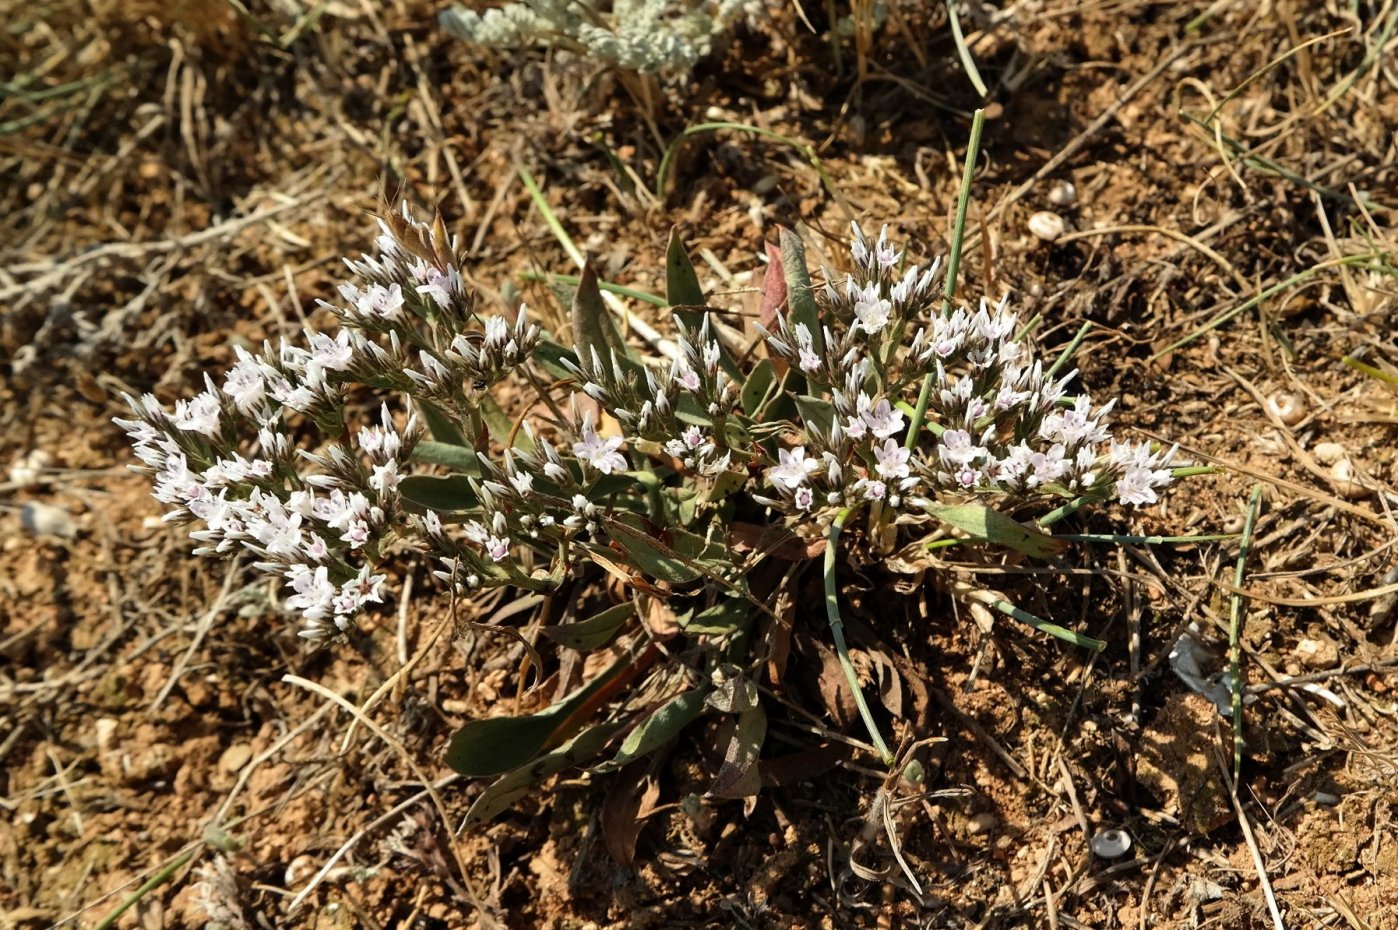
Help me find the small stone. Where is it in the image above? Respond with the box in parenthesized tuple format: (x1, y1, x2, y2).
(20, 502, 76, 538)
(967, 812, 998, 835)
(1048, 180, 1078, 207)
(1028, 211, 1067, 242)
(1293, 637, 1338, 669)
(8, 450, 52, 487)
(219, 744, 253, 775)
(1313, 442, 1347, 465)
(95, 718, 120, 751)
(1090, 828, 1132, 858)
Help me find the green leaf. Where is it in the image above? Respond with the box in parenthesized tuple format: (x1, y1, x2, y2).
(399, 474, 478, 512)
(793, 394, 837, 441)
(679, 597, 751, 635)
(926, 503, 1067, 558)
(540, 601, 635, 651)
(571, 259, 622, 364)
(741, 358, 777, 418)
(607, 517, 727, 584)
(416, 399, 469, 446)
(666, 227, 705, 325)
(446, 642, 646, 777)
(411, 441, 481, 474)
(778, 226, 821, 352)
(461, 722, 625, 827)
(532, 336, 582, 381)
(597, 688, 709, 773)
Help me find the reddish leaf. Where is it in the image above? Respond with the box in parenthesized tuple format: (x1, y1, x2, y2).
(759, 239, 787, 332)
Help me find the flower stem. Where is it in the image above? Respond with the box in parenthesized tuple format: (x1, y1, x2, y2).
(824, 506, 894, 767)
(907, 107, 986, 450)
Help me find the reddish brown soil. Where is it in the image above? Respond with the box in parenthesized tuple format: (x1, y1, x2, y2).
(3, 1, 1396, 928)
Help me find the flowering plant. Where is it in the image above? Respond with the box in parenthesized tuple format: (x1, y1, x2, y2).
(117, 204, 1179, 816)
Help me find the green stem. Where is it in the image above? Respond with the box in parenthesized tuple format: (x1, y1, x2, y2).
(824, 506, 894, 766)
(907, 107, 986, 449)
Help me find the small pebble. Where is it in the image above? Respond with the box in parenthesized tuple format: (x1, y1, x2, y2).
(967, 812, 998, 835)
(1048, 180, 1078, 207)
(20, 501, 76, 538)
(1313, 791, 1340, 806)
(1028, 211, 1067, 242)
(1090, 828, 1132, 858)
(8, 450, 52, 487)
(1293, 637, 1338, 669)
(95, 718, 120, 751)
(219, 744, 253, 775)
(1312, 442, 1347, 465)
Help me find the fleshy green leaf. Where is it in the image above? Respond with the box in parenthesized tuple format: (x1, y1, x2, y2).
(607, 517, 728, 584)
(411, 441, 481, 474)
(398, 474, 478, 512)
(707, 705, 767, 798)
(540, 602, 636, 651)
(741, 358, 777, 418)
(598, 688, 709, 772)
(666, 227, 705, 325)
(778, 226, 821, 352)
(446, 643, 645, 777)
(571, 259, 622, 363)
(416, 399, 469, 446)
(926, 503, 1067, 558)
(793, 394, 837, 442)
(461, 722, 624, 827)
(679, 597, 751, 635)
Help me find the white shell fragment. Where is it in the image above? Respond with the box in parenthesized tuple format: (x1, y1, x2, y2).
(1329, 458, 1371, 500)
(1090, 828, 1132, 859)
(1267, 391, 1307, 426)
(1028, 211, 1067, 242)
(20, 501, 76, 538)
(1048, 180, 1078, 207)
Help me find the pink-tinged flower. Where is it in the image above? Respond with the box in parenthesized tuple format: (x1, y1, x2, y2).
(357, 283, 404, 321)
(486, 536, 510, 562)
(860, 397, 904, 439)
(172, 391, 222, 436)
(1115, 466, 1159, 506)
(873, 439, 911, 480)
(793, 486, 815, 510)
(853, 284, 892, 334)
(573, 417, 627, 475)
(767, 446, 819, 490)
(307, 330, 354, 375)
(676, 365, 701, 392)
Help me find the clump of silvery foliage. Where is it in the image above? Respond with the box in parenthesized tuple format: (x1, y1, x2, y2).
(439, 0, 755, 74)
(116, 207, 1176, 643)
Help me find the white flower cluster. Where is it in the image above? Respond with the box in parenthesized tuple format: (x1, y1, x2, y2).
(115, 207, 538, 641)
(757, 224, 1177, 515)
(439, 0, 756, 75)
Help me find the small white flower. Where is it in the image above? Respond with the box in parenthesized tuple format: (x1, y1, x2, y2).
(369, 460, 400, 495)
(486, 535, 510, 562)
(573, 416, 627, 475)
(798, 348, 821, 372)
(172, 391, 222, 436)
(873, 439, 911, 480)
(358, 283, 404, 321)
(508, 470, 534, 496)
(853, 284, 892, 335)
(767, 446, 819, 490)
(861, 397, 904, 439)
(1115, 466, 1158, 506)
(307, 330, 354, 375)
(793, 486, 815, 510)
